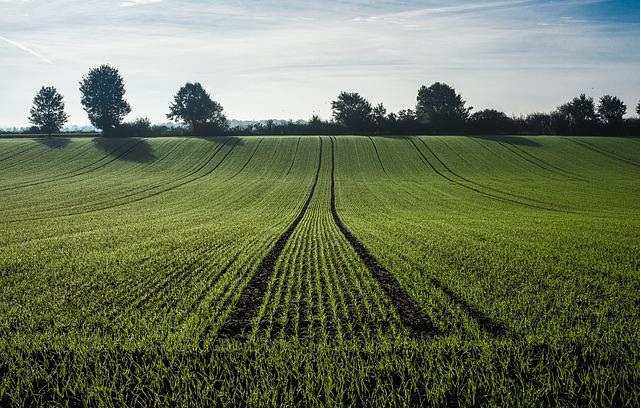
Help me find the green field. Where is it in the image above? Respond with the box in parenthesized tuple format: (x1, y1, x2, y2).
(0, 135, 638, 407)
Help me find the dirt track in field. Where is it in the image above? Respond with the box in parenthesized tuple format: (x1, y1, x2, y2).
(217, 138, 324, 338)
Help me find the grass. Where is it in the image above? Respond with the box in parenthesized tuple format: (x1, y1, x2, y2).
(0, 135, 638, 407)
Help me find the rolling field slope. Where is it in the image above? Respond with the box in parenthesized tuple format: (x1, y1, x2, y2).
(0, 135, 638, 407)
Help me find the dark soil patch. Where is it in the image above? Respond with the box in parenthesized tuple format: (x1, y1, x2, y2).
(329, 137, 438, 336)
(218, 137, 323, 338)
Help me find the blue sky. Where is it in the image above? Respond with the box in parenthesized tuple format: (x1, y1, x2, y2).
(0, 0, 639, 127)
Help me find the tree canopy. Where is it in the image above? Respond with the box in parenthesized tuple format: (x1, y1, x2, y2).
(79, 64, 131, 135)
(331, 92, 373, 132)
(597, 95, 627, 125)
(556, 93, 597, 134)
(416, 82, 471, 133)
(167, 82, 227, 134)
(468, 109, 513, 134)
(28, 86, 68, 136)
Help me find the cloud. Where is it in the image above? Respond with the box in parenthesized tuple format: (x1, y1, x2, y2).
(0, 35, 53, 64)
(353, 0, 536, 23)
(0, 0, 637, 126)
(121, 0, 162, 7)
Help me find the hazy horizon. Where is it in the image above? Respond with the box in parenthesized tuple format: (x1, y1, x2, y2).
(1, 0, 639, 128)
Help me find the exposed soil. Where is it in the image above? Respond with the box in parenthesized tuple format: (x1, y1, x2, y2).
(329, 137, 439, 336)
(217, 137, 323, 338)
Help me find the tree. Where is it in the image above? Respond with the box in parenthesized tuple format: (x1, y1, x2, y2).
(79, 64, 131, 135)
(636, 102, 640, 116)
(28, 86, 68, 137)
(114, 117, 152, 137)
(415, 82, 471, 133)
(167, 82, 227, 134)
(372, 103, 387, 132)
(331, 91, 373, 132)
(556, 93, 597, 134)
(597, 95, 626, 126)
(468, 109, 513, 134)
(524, 112, 553, 134)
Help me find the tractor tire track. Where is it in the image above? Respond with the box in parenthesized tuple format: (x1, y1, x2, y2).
(0, 144, 65, 171)
(285, 137, 301, 176)
(0, 142, 98, 187)
(367, 136, 388, 176)
(0, 144, 39, 165)
(0, 139, 142, 192)
(496, 141, 582, 181)
(0, 139, 180, 196)
(0, 139, 208, 217)
(567, 138, 639, 167)
(0, 142, 35, 163)
(217, 137, 323, 338)
(416, 138, 565, 208)
(200, 250, 268, 344)
(428, 276, 509, 337)
(466, 136, 583, 181)
(508, 143, 585, 181)
(330, 137, 438, 336)
(406, 138, 559, 212)
(391, 250, 509, 337)
(0, 140, 239, 224)
(223, 138, 263, 182)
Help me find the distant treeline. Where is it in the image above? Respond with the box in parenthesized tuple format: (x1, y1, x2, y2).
(14, 64, 640, 138)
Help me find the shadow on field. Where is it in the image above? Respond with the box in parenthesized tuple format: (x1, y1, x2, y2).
(197, 136, 245, 146)
(468, 135, 541, 147)
(36, 137, 71, 149)
(93, 137, 156, 163)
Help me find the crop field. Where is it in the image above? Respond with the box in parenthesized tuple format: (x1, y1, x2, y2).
(0, 135, 638, 407)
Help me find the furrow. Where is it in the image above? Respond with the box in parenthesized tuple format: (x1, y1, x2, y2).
(367, 136, 389, 176)
(285, 136, 301, 176)
(223, 138, 264, 182)
(329, 136, 438, 336)
(0, 139, 238, 224)
(0, 139, 142, 192)
(496, 140, 581, 181)
(406, 137, 560, 212)
(217, 137, 323, 338)
(416, 137, 566, 206)
(567, 138, 639, 167)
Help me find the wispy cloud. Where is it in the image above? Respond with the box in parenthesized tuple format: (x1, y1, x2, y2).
(353, 0, 535, 23)
(0, 35, 53, 64)
(121, 0, 162, 7)
(0, 0, 638, 126)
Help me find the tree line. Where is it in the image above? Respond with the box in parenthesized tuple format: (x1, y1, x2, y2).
(25, 64, 640, 137)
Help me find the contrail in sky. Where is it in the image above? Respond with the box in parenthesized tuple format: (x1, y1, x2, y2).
(0, 35, 53, 64)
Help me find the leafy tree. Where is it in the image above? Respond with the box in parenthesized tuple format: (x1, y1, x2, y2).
(372, 103, 387, 131)
(79, 64, 131, 135)
(550, 110, 572, 135)
(524, 112, 553, 134)
(307, 114, 324, 133)
(636, 102, 640, 116)
(468, 109, 513, 134)
(397, 109, 415, 122)
(167, 82, 227, 134)
(115, 117, 152, 137)
(28, 86, 68, 137)
(597, 95, 626, 126)
(415, 82, 471, 133)
(331, 92, 373, 132)
(556, 94, 597, 134)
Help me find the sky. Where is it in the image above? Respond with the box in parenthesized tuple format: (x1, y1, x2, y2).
(0, 0, 639, 127)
